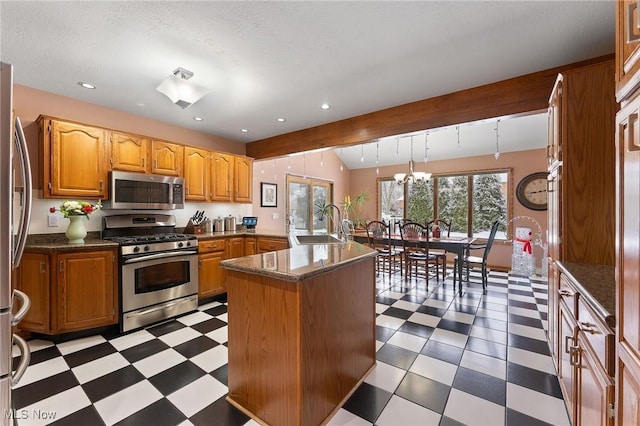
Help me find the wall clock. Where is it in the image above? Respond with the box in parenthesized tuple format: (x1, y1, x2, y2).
(516, 172, 548, 211)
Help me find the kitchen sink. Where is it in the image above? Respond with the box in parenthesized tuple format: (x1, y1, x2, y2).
(295, 235, 343, 245)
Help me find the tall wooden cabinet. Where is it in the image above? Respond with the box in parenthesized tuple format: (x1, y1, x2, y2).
(616, 2, 640, 424)
(184, 147, 210, 201)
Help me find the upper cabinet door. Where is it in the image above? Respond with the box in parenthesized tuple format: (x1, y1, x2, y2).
(234, 156, 253, 203)
(151, 140, 183, 176)
(43, 117, 108, 198)
(111, 131, 149, 173)
(184, 147, 210, 201)
(548, 75, 563, 168)
(210, 152, 233, 201)
(617, 0, 640, 102)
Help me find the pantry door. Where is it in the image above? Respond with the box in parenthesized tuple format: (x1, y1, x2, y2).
(286, 175, 333, 233)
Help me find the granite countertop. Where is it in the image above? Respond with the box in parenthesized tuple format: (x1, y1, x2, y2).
(221, 239, 377, 282)
(191, 228, 289, 240)
(556, 261, 615, 328)
(25, 232, 119, 252)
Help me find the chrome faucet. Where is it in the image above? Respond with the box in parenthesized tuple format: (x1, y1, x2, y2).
(319, 204, 344, 241)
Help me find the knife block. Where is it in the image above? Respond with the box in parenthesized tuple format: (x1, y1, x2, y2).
(184, 219, 204, 234)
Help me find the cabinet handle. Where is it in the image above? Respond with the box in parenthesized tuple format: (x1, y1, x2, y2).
(558, 289, 573, 297)
(39, 261, 45, 273)
(59, 261, 64, 273)
(99, 180, 104, 191)
(627, 1, 640, 43)
(564, 335, 574, 354)
(569, 344, 581, 366)
(142, 158, 145, 168)
(578, 321, 597, 334)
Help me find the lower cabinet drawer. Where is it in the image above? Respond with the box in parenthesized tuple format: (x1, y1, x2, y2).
(199, 239, 226, 253)
(577, 297, 615, 376)
(257, 237, 288, 252)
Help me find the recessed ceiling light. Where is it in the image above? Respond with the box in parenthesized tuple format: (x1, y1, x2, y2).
(78, 82, 96, 89)
(321, 103, 331, 110)
(277, 118, 286, 122)
(241, 129, 249, 133)
(193, 116, 204, 121)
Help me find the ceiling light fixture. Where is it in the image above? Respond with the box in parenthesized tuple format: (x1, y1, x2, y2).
(360, 144, 364, 163)
(457, 125, 461, 149)
(78, 82, 96, 89)
(494, 119, 501, 160)
(340, 148, 344, 172)
(376, 140, 380, 175)
(241, 128, 249, 133)
(321, 103, 331, 110)
(320, 151, 324, 167)
(156, 67, 209, 109)
(394, 136, 431, 185)
(193, 116, 204, 121)
(277, 118, 286, 122)
(424, 133, 429, 163)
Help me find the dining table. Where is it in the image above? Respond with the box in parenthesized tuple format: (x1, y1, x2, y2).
(353, 232, 476, 295)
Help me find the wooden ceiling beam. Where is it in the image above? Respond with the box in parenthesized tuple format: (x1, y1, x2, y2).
(246, 54, 614, 160)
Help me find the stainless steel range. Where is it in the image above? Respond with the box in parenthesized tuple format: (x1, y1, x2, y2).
(103, 214, 198, 333)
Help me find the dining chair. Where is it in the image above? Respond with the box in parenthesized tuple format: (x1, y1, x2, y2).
(426, 219, 452, 280)
(399, 221, 439, 282)
(453, 220, 500, 291)
(365, 220, 402, 279)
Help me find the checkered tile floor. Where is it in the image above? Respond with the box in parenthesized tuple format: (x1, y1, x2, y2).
(11, 269, 569, 426)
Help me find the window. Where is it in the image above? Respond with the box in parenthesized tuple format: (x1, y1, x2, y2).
(378, 170, 509, 239)
(286, 175, 333, 232)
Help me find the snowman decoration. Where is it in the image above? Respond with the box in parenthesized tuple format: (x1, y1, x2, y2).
(512, 226, 536, 276)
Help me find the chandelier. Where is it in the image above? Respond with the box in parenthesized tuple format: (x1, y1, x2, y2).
(394, 135, 431, 184)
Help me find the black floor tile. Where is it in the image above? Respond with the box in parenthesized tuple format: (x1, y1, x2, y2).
(395, 371, 450, 414)
(466, 336, 507, 360)
(375, 325, 395, 343)
(508, 333, 551, 356)
(449, 301, 478, 315)
(478, 300, 509, 313)
(508, 313, 543, 329)
(436, 319, 472, 335)
(173, 336, 219, 358)
(421, 340, 464, 365)
(452, 367, 506, 406)
(210, 364, 228, 387)
(114, 398, 187, 426)
(189, 395, 250, 426)
(63, 342, 117, 368)
(147, 320, 187, 337)
(416, 305, 447, 317)
(120, 339, 170, 364)
(508, 299, 538, 310)
(401, 294, 427, 304)
(18, 345, 61, 366)
(50, 405, 105, 426)
(12, 370, 80, 409)
(376, 343, 418, 370)
(507, 362, 563, 399)
(82, 365, 145, 403)
(508, 288, 535, 297)
(148, 361, 207, 395)
(473, 316, 507, 332)
(398, 321, 434, 339)
(343, 382, 392, 423)
(191, 317, 227, 334)
(506, 407, 557, 426)
(440, 415, 466, 426)
(382, 306, 413, 320)
(203, 304, 228, 317)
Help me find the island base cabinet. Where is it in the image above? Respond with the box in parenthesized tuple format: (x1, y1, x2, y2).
(226, 258, 376, 426)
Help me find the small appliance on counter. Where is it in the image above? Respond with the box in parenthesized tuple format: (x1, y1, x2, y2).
(242, 216, 258, 230)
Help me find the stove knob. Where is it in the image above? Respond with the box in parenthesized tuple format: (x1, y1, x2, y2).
(133, 246, 140, 253)
(186, 241, 191, 247)
(144, 245, 151, 252)
(178, 242, 184, 248)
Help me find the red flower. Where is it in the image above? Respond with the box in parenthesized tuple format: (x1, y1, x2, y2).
(82, 205, 93, 214)
(49, 207, 56, 213)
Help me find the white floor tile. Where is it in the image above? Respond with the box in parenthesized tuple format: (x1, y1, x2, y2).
(407, 312, 440, 328)
(177, 310, 214, 326)
(376, 314, 406, 330)
(483, 295, 509, 306)
(507, 294, 537, 304)
(442, 310, 475, 324)
(94, 380, 162, 425)
(71, 352, 129, 384)
(19, 386, 91, 426)
(506, 383, 570, 426)
(409, 354, 458, 386)
(190, 344, 228, 373)
(205, 325, 228, 344)
(469, 325, 508, 345)
(507, 347, 556, 374)
(509, 306, 541, 319)
(197, 301, 222, 311)
(508, 323, 548, 341)
(443, 388, 505, 426)
(158, 327, 202, 347)
(391, 299, 421, 312)
(429, 329, 468, 349)
(364, 361, 406, 393)
(423, 299, 450, 309)
(133, 348, 186, 378)
(476, 308, 508, 321)
(108, 330, 155, 351)
(376, 395, 441, 425)
(376, 340, 384, 351)
(20, 339, 53, 356)
(386, 331, 427, 353)
(376, 303, 389, 314)
(56, 335, 106, 355)
(13, 356, 69, 388)
(167, 375, 227, 417)
(327, 408, 372, 425)
(217, 313, 228, 322)
(460, 350, 506, 380)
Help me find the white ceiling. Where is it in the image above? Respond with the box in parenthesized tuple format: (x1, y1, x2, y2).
(0, 1, 614, 167)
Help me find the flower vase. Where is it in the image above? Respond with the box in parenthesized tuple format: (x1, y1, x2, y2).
(66, 216, 87, 243)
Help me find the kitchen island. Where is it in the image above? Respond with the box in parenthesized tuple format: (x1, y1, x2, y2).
(220, 239, 377, 426)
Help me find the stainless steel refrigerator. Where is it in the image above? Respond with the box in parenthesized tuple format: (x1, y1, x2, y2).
(1, 62, 33, 425)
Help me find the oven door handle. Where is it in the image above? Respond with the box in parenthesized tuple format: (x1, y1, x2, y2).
(122, 250, 198, 264)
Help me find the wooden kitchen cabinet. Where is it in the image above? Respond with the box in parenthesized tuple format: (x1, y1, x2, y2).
(257, 237, 289, 253)
(13, 252, 50, 333)
(226, 237, 245, 260)
(15, 249, 117, 335)
(616, 0, 640, 102)
(234, 156, 253, 203)
(198, 239, 227, 299)
(547, 76, 562, 168)
(151, 140, 183, 176)
(210, 152, 233, 201)
(111, 131, 149, 173)
(244, 237, 257, 255)
(184, 147, 210, 201)
(39, 116, 108, 199)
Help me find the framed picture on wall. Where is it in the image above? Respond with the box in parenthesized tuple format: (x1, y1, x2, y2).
(261, 182, 277, 207)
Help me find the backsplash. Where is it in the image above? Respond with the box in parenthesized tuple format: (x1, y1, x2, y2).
(28, 195, 252, 235)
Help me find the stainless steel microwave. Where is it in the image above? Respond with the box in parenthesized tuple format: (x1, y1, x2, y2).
(106, 171, 184, 210)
